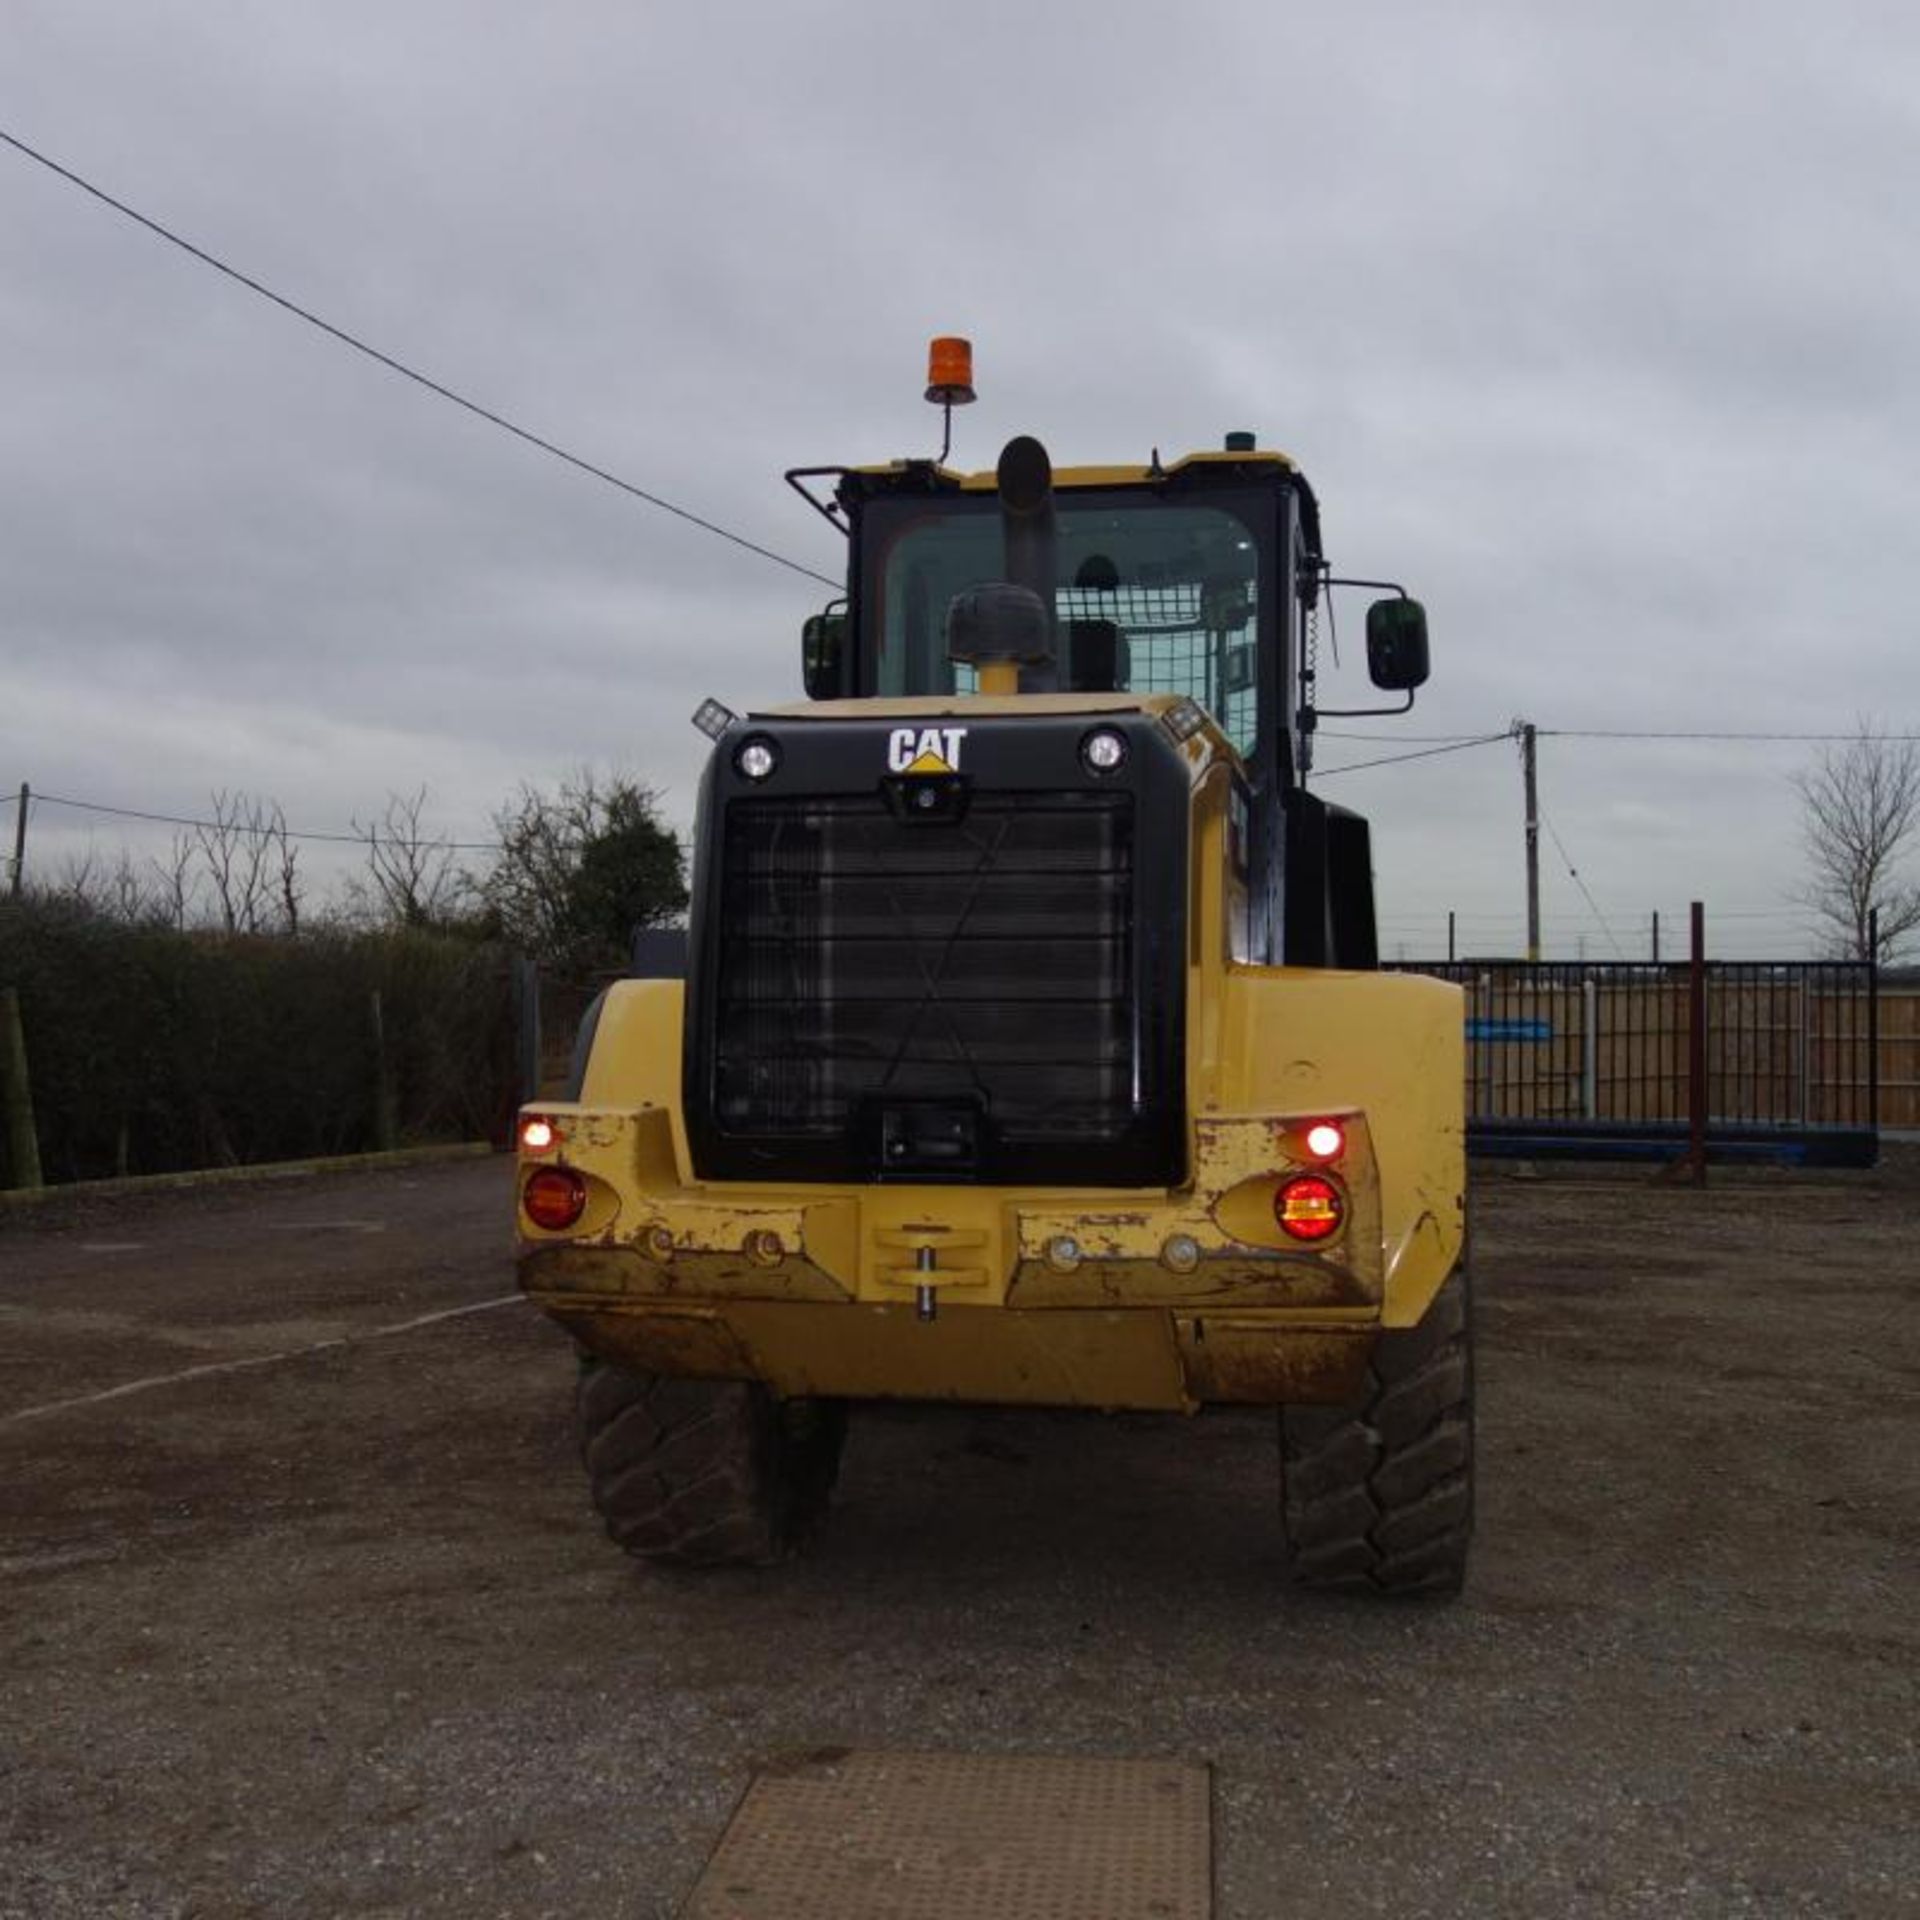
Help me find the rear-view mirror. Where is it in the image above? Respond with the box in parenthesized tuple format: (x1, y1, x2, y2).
(802, 612, 846, 699)
(1366, 597, 1429, 691)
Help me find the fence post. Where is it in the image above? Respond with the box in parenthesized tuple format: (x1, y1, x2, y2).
(1582, 974, 1599, 1120)
(369, 989, 398, 1152)
(1, 986, 44, 1191)
(1686, 901, 1707, 1185)
(1797, 976, 1811, 1127)
(1868, 906, 1880, 1135)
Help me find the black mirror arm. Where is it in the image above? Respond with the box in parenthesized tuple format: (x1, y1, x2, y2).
(1311, 574, 1416, 686)
(1309, 689, 1418, 719)
(785, 467, 852, 535)
(1324, 575, 1410, 598)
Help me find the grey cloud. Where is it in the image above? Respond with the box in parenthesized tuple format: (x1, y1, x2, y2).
(6, 0, 1918, 950)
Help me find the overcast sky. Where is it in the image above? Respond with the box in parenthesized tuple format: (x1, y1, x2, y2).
(6, 1, 1918, 958)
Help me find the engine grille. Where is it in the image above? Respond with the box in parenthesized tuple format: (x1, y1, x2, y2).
(713, 791, 1136, 1159)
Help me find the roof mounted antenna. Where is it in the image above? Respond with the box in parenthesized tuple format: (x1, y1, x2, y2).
(925, 336, 976, 464)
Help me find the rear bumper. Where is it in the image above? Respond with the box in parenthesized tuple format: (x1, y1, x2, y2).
(527, 1278, 1376, 1412)
(517, 1103, 1392, 1410)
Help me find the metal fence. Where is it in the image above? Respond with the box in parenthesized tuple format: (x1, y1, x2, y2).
(1390, 959, 1879, 1166)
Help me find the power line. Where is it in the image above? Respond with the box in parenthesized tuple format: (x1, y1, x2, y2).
(1321, 724, 1920, 745)
(1541, 727, 1920, 742)
(30, 791, 498, 851)
(1316, 729, 1494, 744)
(1314, 731, 1511, 778)
(1537, 805, 1627, 962)
(0, 125, 843, 592)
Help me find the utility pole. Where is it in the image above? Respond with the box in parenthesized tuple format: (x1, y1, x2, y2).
(6, 783, 25, 899)
(1520, 724, 1540, 961)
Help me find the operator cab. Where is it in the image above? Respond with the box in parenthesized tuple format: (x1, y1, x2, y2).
(785, 344, 1431, 971)
(796, 448, 1300, 771)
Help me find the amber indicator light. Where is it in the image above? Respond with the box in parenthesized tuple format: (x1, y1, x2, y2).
(523, 1167, 587, 1232)
(1275, 1173, 1344, 1242)
(1303, 1120, 1346, 1162)
(519, 1116, 557, 1154)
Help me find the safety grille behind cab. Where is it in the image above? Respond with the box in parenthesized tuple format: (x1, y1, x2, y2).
(714, 792, 1135, 1154)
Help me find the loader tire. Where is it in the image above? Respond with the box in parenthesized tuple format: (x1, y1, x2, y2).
(576, 1361, 845, 1568)
(1280, 1262, 1473, 1596)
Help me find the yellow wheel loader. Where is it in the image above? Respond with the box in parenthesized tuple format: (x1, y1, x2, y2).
(516, 342, 1470, 1594)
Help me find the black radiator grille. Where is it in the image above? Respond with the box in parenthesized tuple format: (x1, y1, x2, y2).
(714, 792, 1136, 1144)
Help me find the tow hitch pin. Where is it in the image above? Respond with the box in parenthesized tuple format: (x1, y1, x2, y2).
(915, 1246, 937, 1323)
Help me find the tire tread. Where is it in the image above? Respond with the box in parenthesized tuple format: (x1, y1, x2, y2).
(1280, 1263, 1474, 1597)
(575, 1362, 843, 1568)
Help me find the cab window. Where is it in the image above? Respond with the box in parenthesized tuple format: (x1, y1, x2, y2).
(867, 496, 1265, 755)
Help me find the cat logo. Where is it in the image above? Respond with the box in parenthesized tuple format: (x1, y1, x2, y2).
(886, 726, 968, 775)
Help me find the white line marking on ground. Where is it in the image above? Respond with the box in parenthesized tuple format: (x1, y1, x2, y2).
(77, 1243, 146, 1254)
(260, 1219, 389, 1234)
(1, 1294, 525, 1427)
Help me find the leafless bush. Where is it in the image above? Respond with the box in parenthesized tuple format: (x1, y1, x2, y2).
(44, 847, 163, 925)
(353, 787, 464, 929)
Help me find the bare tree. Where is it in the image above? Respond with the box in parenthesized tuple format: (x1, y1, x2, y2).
(354, 787, 462, 928)
(101, 850, 153, 925)
(148, 832, 200, 931)
(1794, 722, 1920, 963)
(195, 790, 276, 934)
(265, 803, 303, 935)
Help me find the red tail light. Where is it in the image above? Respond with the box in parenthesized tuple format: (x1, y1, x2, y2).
(1275, 1173, 1344, 1243)
(523, 1167, 587, 1232)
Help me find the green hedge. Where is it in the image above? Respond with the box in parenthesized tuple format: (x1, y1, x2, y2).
(0, 900, 516, 1186)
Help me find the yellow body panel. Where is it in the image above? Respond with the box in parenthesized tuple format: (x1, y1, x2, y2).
(518, 682, 1462, 1410)
(519, 943, 1464, 1407)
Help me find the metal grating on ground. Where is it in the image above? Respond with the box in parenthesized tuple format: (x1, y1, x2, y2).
(679, 1748, 1212, 1920)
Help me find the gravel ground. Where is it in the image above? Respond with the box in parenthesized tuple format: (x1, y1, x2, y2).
(0, 1152, 1914, 1919)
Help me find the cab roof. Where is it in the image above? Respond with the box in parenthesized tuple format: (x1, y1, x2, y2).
(847, 447, 1300, 491)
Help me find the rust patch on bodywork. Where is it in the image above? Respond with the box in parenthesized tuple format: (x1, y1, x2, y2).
(1009, 1253, 1373, 1310)
(521, 1243, 851, 1305)
(548, 1294, 1378, 1412)
(554, 1305, 753, 1381)
(1175, 1317, 1374, 1404)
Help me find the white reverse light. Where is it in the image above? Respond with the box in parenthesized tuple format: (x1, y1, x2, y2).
(1080, 727, 1128, 775)
(735, 737, 780, 781)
